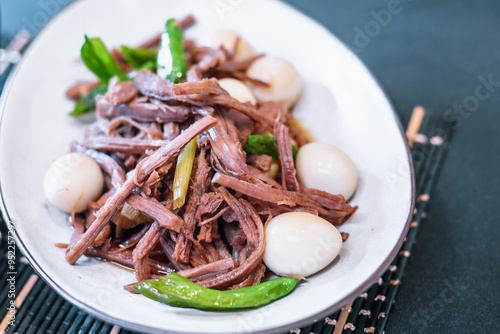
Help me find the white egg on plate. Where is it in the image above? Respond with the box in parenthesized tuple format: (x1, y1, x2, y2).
(211, 30, 256, 62)
(296, 142, 358, 200)
(246, 56, 301, 107)
(43, 152, 104, 213)
(218, 78, 257, 105)
(264, 212, 343, 277)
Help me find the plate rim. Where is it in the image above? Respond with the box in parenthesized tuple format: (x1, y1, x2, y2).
(0, 0, 416, 333)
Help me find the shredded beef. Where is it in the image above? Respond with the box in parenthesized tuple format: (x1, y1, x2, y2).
(274, 122, 300, 191)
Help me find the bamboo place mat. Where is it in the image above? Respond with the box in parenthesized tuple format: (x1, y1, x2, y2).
(0, 35, 454, 334)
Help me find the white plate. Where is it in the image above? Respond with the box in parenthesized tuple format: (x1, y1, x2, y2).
(0, 0, 414, 333)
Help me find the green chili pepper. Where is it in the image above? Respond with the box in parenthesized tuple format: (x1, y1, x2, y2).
(157, 19, 187, 83)
(120, 45, 157, 71)
(69, 84, 107, 117)
(244, 135, 298, 160)
(81, 36, 128, 84)
(134, 273, 299, 310)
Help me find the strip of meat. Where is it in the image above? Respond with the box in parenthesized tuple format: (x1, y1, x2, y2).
(173, 234, 191, 264)
(174, 147, 210, 262)
(134, 70, 273, 127)
(177, 258, 234, 281)
(97, 97, 192, 123)
(247, 165, 282, 189)
(274, 122, 300, 191)
(134, 116, 217, 185)
(138, 33, 161, 49)
(213, 172, 302, 207)
(172, 78, 226, 95)
(67, 216, 85, 252)
(65, 116, 217, 265)
(187, 48, 226, 82)
(111, 49, 132, 73)
(198, 206, 229, 226)
(139, 171, 161, 198)
(132, 222, 161, 262)
(134, 254, 151, 282)
(124, 283, 140, 294)
(70, 141, 126, 189)
(253, 201, 318, 217)
(217, 54, 264, 72)
(85, 248, 174, 275)
(213, 238, 232, 259)
(246, 154, 272, 172)
(107, 116, 161, 138)
(159, 236, 191, 271)
(232, 71, 270, 87)
(189, 243, 208, 267)
(107, 81, 138, 106)
(92, 223, 111, 247)
(66, 80, 100, 100)
(181, 94, 274, 128)
(228, 263, 266, 289)
(221, 108, 255, 145)
(257, 102, 288, 124)
(175, 15, 196, 30)
(201, 241, 220, 263)
(217, 187, 257, 248)
(223, 222, 246, 251)
(207, 115, 249, 179)
(134, 70, 175, 99)
(195, 192, 223, 222)
(111, 223, 151, 252)
(197, 196, 266, 289)
(83, 137, 168, 154)
(146, 122, 164, 140)
(163, 122, 180, 140)
(213, 172, 355, 223)
(301, 188, 346, 211)
(126, 195, 183, 232)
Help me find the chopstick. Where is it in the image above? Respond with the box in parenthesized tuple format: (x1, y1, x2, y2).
(0, 274, 39, 332)
(332, 301, 353, 334)
(110, 324, 121, 334)
(406, 106, 426, 148)
(0, 29, 31, 76)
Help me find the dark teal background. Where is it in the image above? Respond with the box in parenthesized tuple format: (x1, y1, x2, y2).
(1, 1, 499, 333)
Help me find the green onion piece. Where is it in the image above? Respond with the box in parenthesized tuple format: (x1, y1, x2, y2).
(121, 202, 151, 223)
(244, 135, 298, 160)
(138, 60, 157, 71)
(172, 136, 198, 209)
(120, 45, 157, 71)
(69, 84, 107, 117)
(81, 36, 128, 84)
(157, 19, 187, 83)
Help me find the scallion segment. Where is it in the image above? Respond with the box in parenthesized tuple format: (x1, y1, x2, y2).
(120, 45, 157, 71)
(244, 135, 298, 160)
(81, 36, 128, 84)
(157, 19, 187, 83)
(172, 136, 198, 209)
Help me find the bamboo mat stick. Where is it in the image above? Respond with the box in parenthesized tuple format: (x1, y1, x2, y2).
(0, 105, 429, 334)
(330, 106, 427, 334)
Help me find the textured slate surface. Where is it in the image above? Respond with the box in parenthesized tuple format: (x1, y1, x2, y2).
(2, 0, 500, 333)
